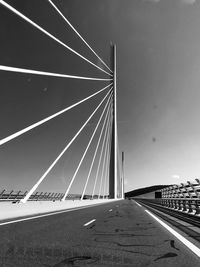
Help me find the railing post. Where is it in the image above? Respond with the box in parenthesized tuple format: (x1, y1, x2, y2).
(194, 200, 200, 215)
(42, 192, 47, 200)
(177, 199, 182, 210)
(14, 190, 21, 200)
(37, 192, 43, 201)
(32, 192, 38, 200)
(182, 199, 187, 212)
(46, 192, 51, 200)
(7, 190, 13, 200)
(122, 151, 125, 199)
(0, 189, 6, 199)
(187, 200, 193, 213)
(53, 193, 58, 201)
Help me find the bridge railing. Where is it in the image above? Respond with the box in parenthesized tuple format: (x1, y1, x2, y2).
(0, 189, 68, 201)
(152, 179, 200, 216)
(160, 198, 200, 215)
(161, 179, 200, 198)
(0, 189, 108, 202)
(138, 198, 200, 216)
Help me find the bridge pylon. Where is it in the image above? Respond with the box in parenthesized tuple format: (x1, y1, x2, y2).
(109, 44, 118, 199)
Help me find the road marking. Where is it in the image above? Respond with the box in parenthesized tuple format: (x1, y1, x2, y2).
(83, 219, 96, 226)
(109, 209, 113, 212)
(135, 202, 142, 207)
(145, 209, 200, 258)
(0, 203, 108, 227)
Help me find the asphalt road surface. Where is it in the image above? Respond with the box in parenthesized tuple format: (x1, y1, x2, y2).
(0, 199, 199, 266)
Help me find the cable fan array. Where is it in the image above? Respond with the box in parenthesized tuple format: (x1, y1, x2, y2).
(0, 0, 122, 203)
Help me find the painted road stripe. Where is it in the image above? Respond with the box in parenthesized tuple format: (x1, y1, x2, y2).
(83, 219, 96, 226)
(109, 209, 113, 212)
(145, 209, 200, 258)
(0, 203, 107, 227)
(136, 202, 142, 207)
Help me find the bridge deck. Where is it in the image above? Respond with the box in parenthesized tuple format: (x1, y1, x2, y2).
(0, 199, 199, 266)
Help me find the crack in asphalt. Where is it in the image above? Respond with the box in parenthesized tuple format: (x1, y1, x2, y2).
(154, 252, 178, 261)
(94, 238, 156, 247)
(94, 233, 153, 237)
(93, 238, 179, 250)
(83, 244, 179, 261)
(46, 256, 99, 267)
(114, 227, 156, 232)
(123, 249, 178, 260)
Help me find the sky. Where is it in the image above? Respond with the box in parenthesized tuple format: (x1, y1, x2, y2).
(1, 0, 200, 195)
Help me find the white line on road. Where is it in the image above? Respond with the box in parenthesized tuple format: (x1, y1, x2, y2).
(145, 209, 200, 258)
(135, 202, 142, 207)
(83, 219, 96, 226)
(109, 209, 113, 212)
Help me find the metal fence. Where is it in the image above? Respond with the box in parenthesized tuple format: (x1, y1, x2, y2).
(161, 179, 200, 198)
(0, 189, 74, 201)
(0, 189, 106, 202)
(151, 179, 200, 215)
(160, 198, 200, 215)
(137, 198, 200, 217)
(141, 198, 200, 216)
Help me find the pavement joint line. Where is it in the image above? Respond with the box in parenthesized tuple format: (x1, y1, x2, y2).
(83, 219, 96, 226)
(0, 201, 119, 226)
(145, 209, 200, 258)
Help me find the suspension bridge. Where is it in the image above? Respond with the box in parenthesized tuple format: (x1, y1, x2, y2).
(0, 1, 200, 266)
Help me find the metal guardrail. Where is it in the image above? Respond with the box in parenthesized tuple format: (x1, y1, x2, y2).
(137, 199, 200, 232)
(0, 189, 105, 202)
(0, 190, 63, 201)
(156, 179, 200, 215)
(142, 198, 200, 216)
(160, 198, 200, 216)
(0, 189, 79, 202)
(161, 179, 200, 198)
